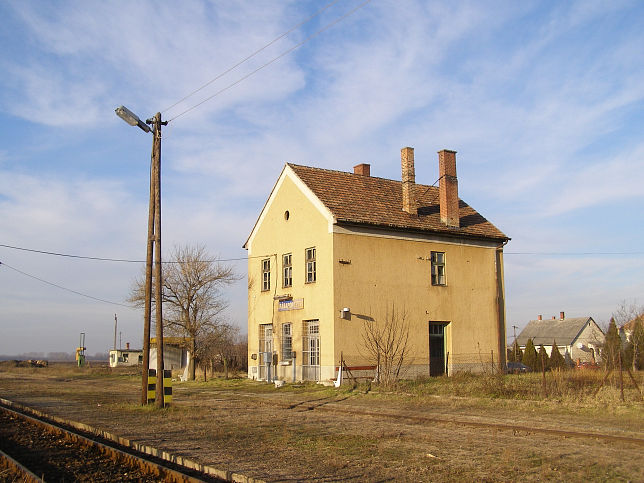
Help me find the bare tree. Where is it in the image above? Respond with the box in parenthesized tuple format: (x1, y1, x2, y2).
(128, 243, 239, 380)
(198, 325, 241, 380)
(612, 300, 644, 371)
(361, 305, 411, 387)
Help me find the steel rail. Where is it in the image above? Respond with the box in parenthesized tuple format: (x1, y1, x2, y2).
(0, 403, 214, 482)
(213, 390, 644, 447)
(0, 397, 262, 482)
(0, 448, 42, 482)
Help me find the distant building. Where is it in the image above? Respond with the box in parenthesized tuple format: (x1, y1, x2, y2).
(149, 337, 190, 371)
(516, 312, 604, 364)
(619, 314, 643, 343)
(109, 343, 142, 367)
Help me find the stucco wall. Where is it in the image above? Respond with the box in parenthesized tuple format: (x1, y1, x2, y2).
(332, 226, 504, 376)
(571, 321, 605, 363)
(246, 171, 335, 380)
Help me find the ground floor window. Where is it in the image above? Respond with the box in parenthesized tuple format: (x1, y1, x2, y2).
(281, 323, 292, 360)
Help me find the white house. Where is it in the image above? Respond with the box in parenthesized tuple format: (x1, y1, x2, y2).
(516, 312, 604, 364)
(109, 344, 143, 368)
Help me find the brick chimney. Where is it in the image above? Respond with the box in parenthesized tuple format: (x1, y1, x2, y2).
(126, 342, 130, 350)
(438, 149, 459, 227)
(354, 163, 370, 176)
(560, 311, 565, 321)
(401, 147, 417, 214)
(538, 315, 542, 321)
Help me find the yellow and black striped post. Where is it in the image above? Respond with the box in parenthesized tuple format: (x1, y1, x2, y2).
(147, 369, 172, 405)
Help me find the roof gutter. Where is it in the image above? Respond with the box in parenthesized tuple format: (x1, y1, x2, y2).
(335, 219, 511, 245)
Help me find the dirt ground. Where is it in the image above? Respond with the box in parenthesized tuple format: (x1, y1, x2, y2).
(1, 365, 642, 482)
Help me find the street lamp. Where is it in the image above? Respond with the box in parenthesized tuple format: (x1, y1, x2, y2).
(115, 105, 166, 408)
(115, 105, 151, 133)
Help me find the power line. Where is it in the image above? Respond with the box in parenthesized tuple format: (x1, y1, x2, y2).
(169, 0, 374, 122)
(162, 0, 342, 116)
(505, 252, 644, 256)
(0, 244, 269, 263)
(3, 242, 643, 265)
(0, 261, 130, 308)
(0, 244, 142, 262)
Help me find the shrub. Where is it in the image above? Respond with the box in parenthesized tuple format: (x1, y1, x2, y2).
(549, 341, 566, 370)
(537, 345, 549, 371)
(522, 339, 538, 372)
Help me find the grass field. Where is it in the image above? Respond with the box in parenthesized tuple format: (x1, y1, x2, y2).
(1, 362, 642, 482)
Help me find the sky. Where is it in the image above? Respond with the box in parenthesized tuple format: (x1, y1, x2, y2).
(1, 0, 643, 356)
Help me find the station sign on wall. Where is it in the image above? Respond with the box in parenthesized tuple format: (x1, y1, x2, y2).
(278, 298, 304, 311)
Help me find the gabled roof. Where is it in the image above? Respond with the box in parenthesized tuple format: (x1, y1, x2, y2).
(621, 315, 644, 332)
(516, 317, 601, 347)
(288, 164, 508, 242)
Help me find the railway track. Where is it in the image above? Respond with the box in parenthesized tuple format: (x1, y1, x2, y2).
(0, 402, 225, 482)
(229, 391, 644, 447)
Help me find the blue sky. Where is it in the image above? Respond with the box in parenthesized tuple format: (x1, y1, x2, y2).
(1, 0, 643, 355)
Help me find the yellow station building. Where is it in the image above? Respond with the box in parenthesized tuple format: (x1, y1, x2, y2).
(244, 147, 509, 382)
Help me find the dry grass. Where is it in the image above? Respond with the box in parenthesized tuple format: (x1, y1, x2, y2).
(1, 363, 643, 482)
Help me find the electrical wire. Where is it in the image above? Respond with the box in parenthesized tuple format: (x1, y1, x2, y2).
(0, 261, 130, 308)
(168, 0, 374, 122)
(162, 0, 342, 116)
(0, 244, 141, 262)
(0, 244, 269, 263)
(504, 252, 644, 256)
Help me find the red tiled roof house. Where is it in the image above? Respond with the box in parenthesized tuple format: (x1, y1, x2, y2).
(244, 147, 510, 381)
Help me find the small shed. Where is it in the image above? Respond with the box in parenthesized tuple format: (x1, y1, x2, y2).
(109, 346, 143, 367)
(516, 312, 604, 364)
(149, 337, 191, 370)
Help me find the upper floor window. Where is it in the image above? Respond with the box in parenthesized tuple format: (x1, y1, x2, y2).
(431, 251, 445, 286)
(261, 258, 271, 291)
(283, 253, 292, 288)
(305, 247, 316, 283)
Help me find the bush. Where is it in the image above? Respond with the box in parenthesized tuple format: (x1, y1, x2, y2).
(549, 341, 566, 370)
(522, 339, 538, 372)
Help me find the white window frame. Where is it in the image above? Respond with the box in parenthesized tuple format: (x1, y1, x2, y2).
(302, 319, 320, 380)
(281, 323, 292, 360)
(305, 247, 316, 284)
(261, 258, 271, 291)
(431, 251, 446, 286)
(283, 253, 292, 288)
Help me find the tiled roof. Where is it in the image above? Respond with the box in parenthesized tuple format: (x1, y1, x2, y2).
(621, 315, 644, 331)
(288, 163, 508, 242)
(516, 317, 598, 347)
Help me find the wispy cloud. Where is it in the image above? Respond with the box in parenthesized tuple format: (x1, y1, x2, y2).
(1, 0, 644, 352)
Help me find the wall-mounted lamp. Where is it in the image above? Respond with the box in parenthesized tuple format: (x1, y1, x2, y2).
(341, 307, 351, 320)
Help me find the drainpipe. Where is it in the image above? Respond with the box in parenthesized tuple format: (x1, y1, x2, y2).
(496, 240, 509, 371)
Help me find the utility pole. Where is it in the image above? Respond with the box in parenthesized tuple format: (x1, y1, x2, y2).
(141, 130, 155, 405)
(113, 314, 118, 351)
(115, 106, 166, 408)
(150, 112, 166, 409)
(512, 325, 519, 362)
(141, 126, 155, 404)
